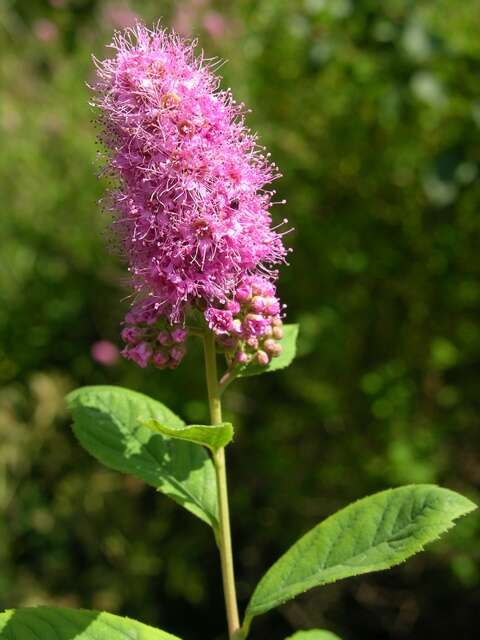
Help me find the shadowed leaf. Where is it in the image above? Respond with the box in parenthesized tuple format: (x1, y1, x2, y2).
(66, 385, 218, 528)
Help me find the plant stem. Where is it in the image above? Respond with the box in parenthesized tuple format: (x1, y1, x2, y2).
(203, 332, 241, 639)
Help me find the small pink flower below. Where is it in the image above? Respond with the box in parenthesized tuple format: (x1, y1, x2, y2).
(91, 341, 120, 366)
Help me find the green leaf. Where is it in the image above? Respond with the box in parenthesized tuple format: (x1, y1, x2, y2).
(285, 631, 342, 640)
(239, 324, 299, 377)
(142, 420, 234, 453)
(245, 485, 476, 623)
(0, 607, 181, 639)
(66, 385, 218, 529)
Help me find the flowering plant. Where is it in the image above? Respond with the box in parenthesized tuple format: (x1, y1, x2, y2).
(0, 23, 475, 640)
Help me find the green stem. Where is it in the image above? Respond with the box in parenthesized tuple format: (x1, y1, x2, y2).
(203, 332, 241, 639)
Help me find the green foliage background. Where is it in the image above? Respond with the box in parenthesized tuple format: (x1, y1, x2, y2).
(1, 0, 479, 638)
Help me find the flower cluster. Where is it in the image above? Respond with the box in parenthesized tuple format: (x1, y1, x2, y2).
(92, 23, 289, 368)
(121, 302, 188, 369)
(205, 275, 285, 368)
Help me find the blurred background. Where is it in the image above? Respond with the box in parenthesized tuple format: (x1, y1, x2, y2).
(1, 1, 479, 638)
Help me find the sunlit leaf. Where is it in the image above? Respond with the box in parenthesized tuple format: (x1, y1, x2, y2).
(245, 485, 475, 625)
(0, 607, 181, 640)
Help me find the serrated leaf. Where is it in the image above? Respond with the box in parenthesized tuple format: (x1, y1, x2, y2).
(0, 607, 181, 639)
(142, 420, 234, 453)
(66, 386, 218, 529)
(285, 631, 342, 640)
(239, 324, 299, 378)
(245, 485, 476, 624)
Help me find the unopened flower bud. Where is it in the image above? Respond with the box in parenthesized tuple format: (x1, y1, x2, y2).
(226, 300, 241, 314)
(157, 330, 171, 346)
(153, 351, 169, 368)
(272, 325, 284, 340)
(264, 339, 282, 357)
(250, 296, 266, 312)
(230, 318, 242, 334)
(246, 336, 259, 349)
(265, 297, 280, 315)
(235, 284, 252, 303)
(122, 342, 152, 368)
(263, 339, 276, 352)
(121, 326, 143, 344)
(171, 327, 188, 343)
(170, 345, 186, 362)
(256, 350, 270, 366)
(218, 336, 238, 349)
(235, 351, 249, 364)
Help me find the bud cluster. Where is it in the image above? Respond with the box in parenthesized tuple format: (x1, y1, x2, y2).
(121, 302, 188, 369)
(204, 275, 285, 368)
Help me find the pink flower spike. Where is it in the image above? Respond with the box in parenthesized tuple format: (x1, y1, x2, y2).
(92, 23, 291, 370)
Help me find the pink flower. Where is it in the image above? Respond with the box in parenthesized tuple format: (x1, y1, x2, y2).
(91, 340, 120, 366)
(202, 12, 228, 40)
(102, 2, 138, 29)
(243, 313, 270, 336)
(205, 308, 234, 336)
(33, 19, 58, 43)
